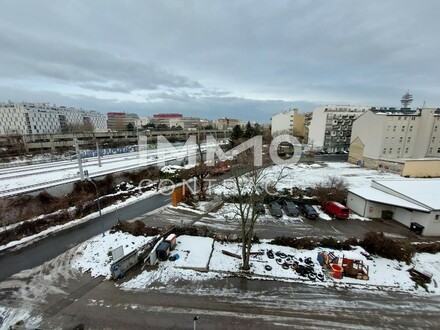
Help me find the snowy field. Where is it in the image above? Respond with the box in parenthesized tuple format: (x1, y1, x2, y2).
(70, 232, 440, 295)
(212, 162, 403, 196)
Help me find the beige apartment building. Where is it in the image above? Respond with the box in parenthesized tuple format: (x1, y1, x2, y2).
(270, 108, 306, 138)
(349, 107, 440, 176)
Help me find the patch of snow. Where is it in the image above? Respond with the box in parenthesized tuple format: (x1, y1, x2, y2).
(312, 205, 332, 221)
(71, 232, 154, 278)
(349, 213, 372, 222)
(173, 235, 214, 270)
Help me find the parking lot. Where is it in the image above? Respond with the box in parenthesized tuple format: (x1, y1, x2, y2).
(134, 201, 425, 242)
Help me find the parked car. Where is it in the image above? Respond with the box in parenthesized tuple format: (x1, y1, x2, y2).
(323, 201, 350, 219)
(282, 201, 300, 217)
(301, 204, 318, 219)
(255, 203, 266, 215)
(269, 202, 283, 217)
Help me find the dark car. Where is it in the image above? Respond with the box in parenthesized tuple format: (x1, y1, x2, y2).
(301, 204, 319, 219)
(282, 201, 300, 217)
(255, 203, 265, 215)
(269, 202, 283, 217)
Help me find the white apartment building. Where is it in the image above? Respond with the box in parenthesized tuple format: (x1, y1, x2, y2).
(308, 105, 370, 152)
(270, 108, 305, 137)
(349, 107, 440, 166)
(169, 117, 201, 129)
(135, 116, 150, 128)
(0, 102, 107, 135)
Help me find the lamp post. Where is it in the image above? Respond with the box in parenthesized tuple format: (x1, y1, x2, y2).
(193, 315, 199, 330)
(87, 177, 105, 237)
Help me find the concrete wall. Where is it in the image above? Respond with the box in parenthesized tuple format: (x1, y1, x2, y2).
(307, 106, 327, 148)
(347, 193, 395, 218)
(293, 113, 306, 138)
(402, 159, 440, 178)
(346, 192, 368, 216)
(348, 137, 364, 164)
(424, 212, 440, 236)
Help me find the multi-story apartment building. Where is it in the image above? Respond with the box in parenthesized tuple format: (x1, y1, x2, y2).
(0, 102, 107, 135)
(107, 112, 139, 131)
(270, 108, 306, 137)
(308, 105, 370, 152)
(349, 107, 440, 168)
(169, 117, 201, 130)
(135, 116, 150, 128)
(217, 117, 243, 130)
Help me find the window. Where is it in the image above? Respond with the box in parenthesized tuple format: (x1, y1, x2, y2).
(405, 148, 409, 153)
(393, 126, 397, 132)
(385, 137, 389, 143)
(429, 147, 433, 153)
(386, 125, 390, 131)
(383, 148, 386, 154)
(398, 116, 401, 120)
(399, 137, 403, 143)
(436, 215, 440, 222)
(409, 126, 413, 132)
(389, 148, 393, 154)
(432, 137, 436, 143)
(435, 126, 438, 132)
(407, 137, 411, 143)
(401, 126, 405, 132)
(397, 148, 401, 154)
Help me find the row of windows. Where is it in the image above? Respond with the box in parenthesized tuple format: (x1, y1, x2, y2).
(385, 136, 412, 143)
(383, 146, 440, 155)
(387, 125, 414, 132)
(383, 147, 410, 155)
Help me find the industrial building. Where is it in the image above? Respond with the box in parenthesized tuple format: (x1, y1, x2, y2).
(348, 179, 440, 236)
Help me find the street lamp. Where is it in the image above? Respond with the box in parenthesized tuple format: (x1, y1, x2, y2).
(193, 315, 199, 330)
(86, 177, 105, 237)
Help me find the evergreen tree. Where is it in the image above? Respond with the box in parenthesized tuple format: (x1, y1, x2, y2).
(230, 124, 244, 146)
(244, 121, 254, 139)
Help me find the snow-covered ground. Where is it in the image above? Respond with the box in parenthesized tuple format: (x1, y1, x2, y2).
(0, 142, 221, 197)
(68, 232, 440, 295)
(212, 162, 403, 196)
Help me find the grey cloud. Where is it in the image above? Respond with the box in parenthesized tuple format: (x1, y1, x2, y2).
(0, 0, 440, 118)
(0, 28, 201, 92)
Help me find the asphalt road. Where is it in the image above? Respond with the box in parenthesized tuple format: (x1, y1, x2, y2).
(39, 273, 440, 329)
(0, 193, 171, 281)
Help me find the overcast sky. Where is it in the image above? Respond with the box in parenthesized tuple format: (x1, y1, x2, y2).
(1, 1, 439, 122)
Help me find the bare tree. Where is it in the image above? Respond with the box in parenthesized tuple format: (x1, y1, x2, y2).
(312, 175, 349, 204)
(228, 147, 286, 270)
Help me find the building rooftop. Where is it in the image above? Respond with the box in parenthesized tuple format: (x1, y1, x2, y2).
(349, 187, 430, 212)
(373, 179, 440, 210)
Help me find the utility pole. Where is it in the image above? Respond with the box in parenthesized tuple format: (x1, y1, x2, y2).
(74, 137, 84, 180)
(96, 140, 102, 167)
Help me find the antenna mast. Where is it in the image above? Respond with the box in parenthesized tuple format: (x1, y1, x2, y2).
(401, 90, 413, 108)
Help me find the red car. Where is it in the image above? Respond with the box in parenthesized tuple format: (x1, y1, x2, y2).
(323, 201, 350, 219)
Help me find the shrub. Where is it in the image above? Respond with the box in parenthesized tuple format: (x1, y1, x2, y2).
(414, 242, 440, 254)
(312, 175, 348, 204)
(271, 236, 317, 250)
(360, 232, 415, 264)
